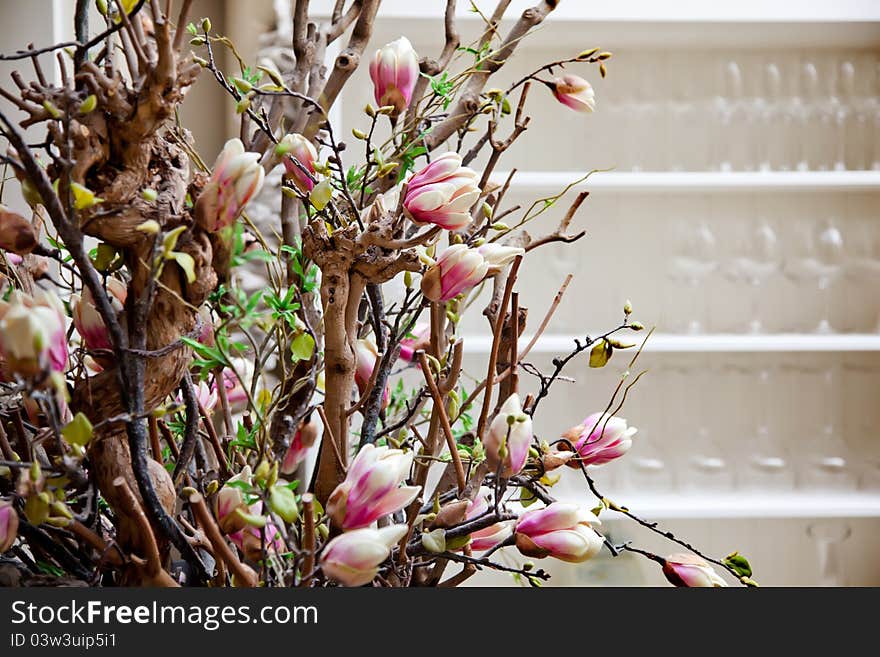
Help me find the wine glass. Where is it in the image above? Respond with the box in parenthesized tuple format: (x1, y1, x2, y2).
(806, 521, 852, 587)
(727, 217, 781, 334)
(784, 217, 845, 334)
(621, 381, 674, 494)
(715, 60, 750, 171)
(668, 218, 718, 334)
(796, 365, 855, 492)
(757, 62, 788, 171)
(739, 366, 794, 492)
(845, 215, 880, 333)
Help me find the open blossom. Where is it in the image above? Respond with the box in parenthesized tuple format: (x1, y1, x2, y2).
(420, 244, 488, 302)
(0, 289, 67, 377)
(71, 277, 127, 352)
(398, 323, 429, 363)
(354, 338, 389, 409)
(369, 37, 419, 117)
(321, 524, 408, 587)
(552, 74, 596, 112)
(196, 138, 265, 231)
(563, 412, 637, 467)
(477, 243, 525, 274)
(663, 553, 728, 587)
(277, 133, 318, 193)
(327, 444, 420, 530)
(403, 153, 480, 231)
(0, 500, 18, 553)
(280, 420, 319, 474)
(484, 393, 532, 478)
(514, 502, 604, 563)
(464, 488, 514, 552)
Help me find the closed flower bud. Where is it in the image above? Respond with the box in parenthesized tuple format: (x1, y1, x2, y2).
(403, 153, 481, 231)
(420, 244, 488, 302)
(71, 277, 127, 353)
(462, 487, 514, 552)
(327, 444, 420, 530)
(321, 524, 408, 587)
(276, 133, 318, 193)
(354, 338, 389, 410)
(280, 419, 319, 474)
(398, 323, 430, 363)
(368, 37, 419, 117)
(216, 466, 251, 535)
(562, 412, 637, 467)
(0, 290, 68, 377)
(662, 553, 728, 587)
(552, 74, 596, 113)
(0, 500, 18, 553)
(195, 138, 265, 232)
(483, 394, 532, 478)
(0, 207, 39, 254)
(514, 502, 604, 563)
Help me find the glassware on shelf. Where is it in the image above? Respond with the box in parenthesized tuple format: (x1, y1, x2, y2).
(715, 60, 750, 172)
(806, 520, 851, 587)
(797, 365, 855, 492)
(842, 363, 880, 490)
(784, 217, 845, 334)
(740, 366, 794, 492)
(727, 216, 780, 334)
(757, 62, 788, 172)
(668, 218, 718, 334)
(845, 215, 880, 333)
(621, 387, 674, 494)
(794, 61, 833, 171)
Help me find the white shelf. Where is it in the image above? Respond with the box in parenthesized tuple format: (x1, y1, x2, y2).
(311, 1, 880, 23)
(460, 333, 880, 353)
(555, 492, 880, 519)
(489, 171, 880, 194)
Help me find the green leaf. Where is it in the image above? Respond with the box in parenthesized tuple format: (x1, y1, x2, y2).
(61, 412, 93, 447)
(169, 251, 196, 283)
(70, 182, 103, 210)
(589, 338, 613, 368)
(724, 552, 753, 578)
(290, 332, 315, 363)
(268, 485, 300, 523)
(309, 179, 332, 210)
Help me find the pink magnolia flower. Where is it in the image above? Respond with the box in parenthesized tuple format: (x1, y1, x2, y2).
(398, 323, 429, 363)
(71, 277, 127, 352)
(4, 252, 23, 266)
(195, 381, 218, 413)
(212, 359, 254, 411)
(0, 499, 18, 553)
(420, 244, 488, 302)
(563, 412, 638, 467)
(277, 133, 318, 193)
(327, 444, 420, 530)
(483, 393, 532, 478)
(369, 37, 419, 117)
(227, 501, 285, 561)
(514, 502, 604, 563)
(464, 488, 514, 552)
(354, 338, 389, 410)
(216, 466, 251, 535)
(0, 289, 67, 377)
(196, 138, 265, 232)
(477, 243, 525, 274)
(552, 74, 596, 113)
(663, 553, 728, 587)
(403, 153, 480, 231)
(321, 524, 408, 587)
(280, 420, 319, 475)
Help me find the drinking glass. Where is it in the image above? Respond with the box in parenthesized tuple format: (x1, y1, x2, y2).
(668, 219, 718, 334)
(740, 366, 794, 492)
(728, 217, 780, 333)
(845, 215, 880, 333)
(784, 218, 845, 333)
(806, 521, 851, 587)
(715, 61, 750, 171)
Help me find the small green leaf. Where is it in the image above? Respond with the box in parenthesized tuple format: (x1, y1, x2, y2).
(421, 528, 446, 554)
(70, 182, 103, 210)
(235, 508, 267, 528)
(589, 338, 613, 368)
(724, 552, 753, 578)
(309, 179, 332, 210)
(170, 251, 196, 283)
(268, 485, 299, 524)
(61, 412, 93, 447)
(290, 332, 315, 363)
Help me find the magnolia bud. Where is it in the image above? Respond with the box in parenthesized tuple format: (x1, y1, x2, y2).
(0, 207, 39, 254)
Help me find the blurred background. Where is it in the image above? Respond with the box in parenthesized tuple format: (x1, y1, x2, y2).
(2, 0, 879, 585)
